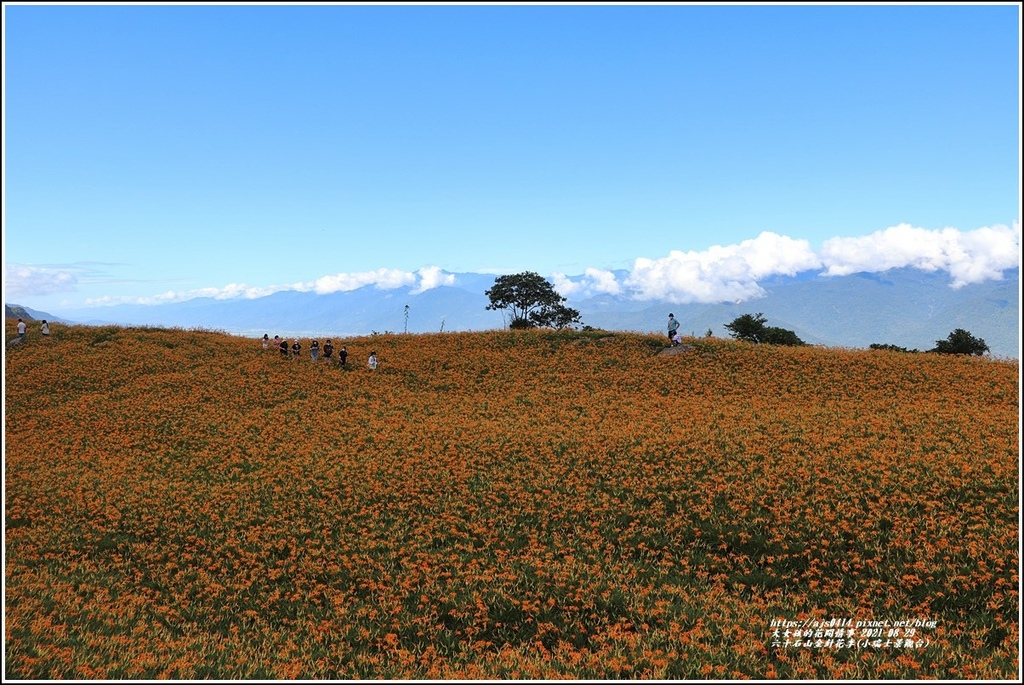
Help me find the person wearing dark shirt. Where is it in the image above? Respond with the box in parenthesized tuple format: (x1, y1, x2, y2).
(292, 340, 302, 358)
(338, 345, 348, 366)
(323, 340, 334, 360)
(279, 339, 289, 357)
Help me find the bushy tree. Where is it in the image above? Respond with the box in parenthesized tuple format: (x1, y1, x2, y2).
(486, 272, 582, 330)
(760, 326, 806, 346)
(724, 312, 805, 346)
(723, 313, 767, 343)
(931, 329, 989, 355)
(869, 343, 918, 353)
(542, 302, 584, 330)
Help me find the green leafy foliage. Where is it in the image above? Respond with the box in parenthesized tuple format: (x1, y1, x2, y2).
(723, 313, 805, 346)
(485, 272, 582, 329)
(869, 343, 919, 353)
(931, 328, 990, 355)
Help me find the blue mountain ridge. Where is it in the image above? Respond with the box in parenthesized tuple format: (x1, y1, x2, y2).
(10, 267, 1020, 358)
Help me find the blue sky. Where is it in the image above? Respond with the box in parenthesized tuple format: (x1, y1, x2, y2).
(3, 2, 1021, 313)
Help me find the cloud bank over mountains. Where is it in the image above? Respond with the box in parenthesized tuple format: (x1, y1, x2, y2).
(561, 223, 1020, 304)
(6, 222, 1020, 308)
(818, 224, 1022, 287)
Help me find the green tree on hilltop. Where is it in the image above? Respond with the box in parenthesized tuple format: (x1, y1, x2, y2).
(724, 312, 806, 346)
(931, 328, 989, 355)
(485, 272, 582, 329)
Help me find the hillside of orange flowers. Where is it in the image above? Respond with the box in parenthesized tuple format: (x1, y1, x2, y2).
(4, 321, 1019, 680)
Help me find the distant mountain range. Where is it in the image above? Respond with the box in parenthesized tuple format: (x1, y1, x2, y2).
(4, 304, 72, 324)
(7, 267, 1020, 358)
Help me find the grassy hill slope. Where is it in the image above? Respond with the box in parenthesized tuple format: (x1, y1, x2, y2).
(4, 322, 1019, 679)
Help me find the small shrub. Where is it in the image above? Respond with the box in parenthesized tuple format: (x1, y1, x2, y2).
(869, 343, 918, 353)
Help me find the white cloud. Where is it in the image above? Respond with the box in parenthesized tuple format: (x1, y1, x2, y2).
(305, 266, 453, 295)
(624, 232, 821, 303)
(83, 282, 298, 306)
(307, 268, 417, 294)
(196, 283, 258, 300)
(4, 264, 79, 297)
(586, 268, 623, 295)
(240, 284, 300, 299)
(607, 224, 1018, 304)
(85, 291, 180, 306)
(76, 266, 454, 306)
(819, 222, 1021, 287)
(553, 268, 623, 298)
(413, 266, 456, 293)
(551, 272, 582, 298)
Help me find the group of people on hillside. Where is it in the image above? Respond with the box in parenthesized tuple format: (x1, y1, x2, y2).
(14, 318, 50, 341)
(262, 333, 378, 370)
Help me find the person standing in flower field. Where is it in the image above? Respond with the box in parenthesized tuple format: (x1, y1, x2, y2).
(292, 339, 302, 359)
(368, 351, 378, 370)
(323, 339, 334, 361)
(667, 313, 681, 346)
(262, 334, 270, 350)
(279, 338, 289, 358)
(40, 320, 51, 337)
(310, 339, 320, 361)
(17, 318, 26, 340)
(338, 345, 348, 367)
